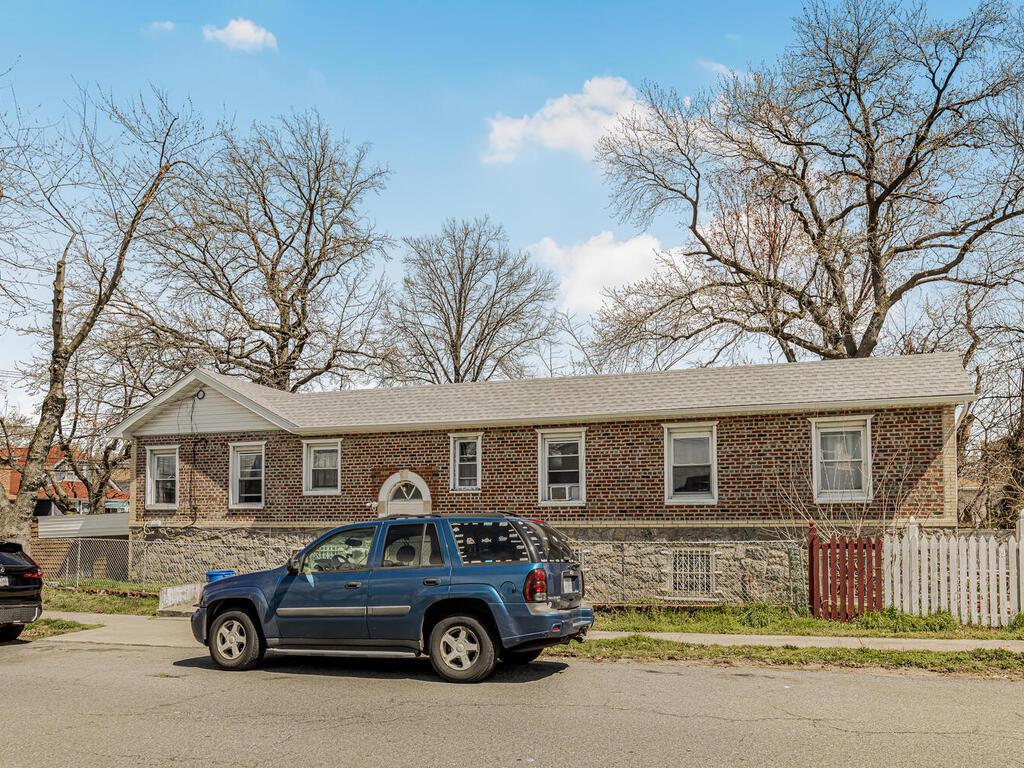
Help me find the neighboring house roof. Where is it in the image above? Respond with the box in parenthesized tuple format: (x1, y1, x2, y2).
(111, 352, 975, 437)
(0, 446, 129, 502)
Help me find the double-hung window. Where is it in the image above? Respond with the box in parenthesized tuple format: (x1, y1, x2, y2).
(450, 434, 482, 491)
(145, 446, 178, 510)
(811, 417, 872, 503)
(537, 428, 585, 505)
(303, 440, 341, 495)
(664, 422, 717, 504)
(229, 442, 265, 509)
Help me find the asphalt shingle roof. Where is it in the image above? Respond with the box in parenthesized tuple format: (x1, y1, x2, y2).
(196, 352, 974, 434)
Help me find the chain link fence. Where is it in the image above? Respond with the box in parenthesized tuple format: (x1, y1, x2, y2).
(28, 536, 808, 607)
(29, 537, 296, 590)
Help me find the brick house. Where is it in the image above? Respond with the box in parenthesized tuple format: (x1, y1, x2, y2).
(112, 353, 974, 603)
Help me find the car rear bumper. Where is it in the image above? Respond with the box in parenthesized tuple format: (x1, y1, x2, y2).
(0, 603, 42, 625)
(501, 601, 594, 650)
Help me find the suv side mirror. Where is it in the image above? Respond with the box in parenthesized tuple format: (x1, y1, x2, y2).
(287, 552, 303, 574)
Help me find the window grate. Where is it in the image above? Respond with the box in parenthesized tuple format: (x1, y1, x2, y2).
(670, 549, 714, 595)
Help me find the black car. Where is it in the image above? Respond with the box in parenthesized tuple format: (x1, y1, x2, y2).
(0, 541, 42, 642)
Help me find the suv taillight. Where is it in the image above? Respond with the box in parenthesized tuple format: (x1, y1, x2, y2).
(524, 568, 547, 603)
(22, 552, 42, 580)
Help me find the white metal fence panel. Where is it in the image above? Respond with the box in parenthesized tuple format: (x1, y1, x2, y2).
(882, 514, 1024, 626)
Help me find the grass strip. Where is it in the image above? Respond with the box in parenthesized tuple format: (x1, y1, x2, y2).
(43, 587, 158, 616)
(593, 604, 1024, 640)
(546, 634, 1024, 677)
(21, 618, 98, 641)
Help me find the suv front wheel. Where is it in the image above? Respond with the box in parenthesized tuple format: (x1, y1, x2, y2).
(209, 609, 264, 671)
(429, 615, 496, 683)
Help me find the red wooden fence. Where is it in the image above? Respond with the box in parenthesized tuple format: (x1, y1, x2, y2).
(807, 522, 884, 621)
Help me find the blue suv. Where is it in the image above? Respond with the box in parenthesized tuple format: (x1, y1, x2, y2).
(192, 514, 593, 682)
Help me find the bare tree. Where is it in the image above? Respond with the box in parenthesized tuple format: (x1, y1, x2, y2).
(116, 110, 389, 392)
(596, 0, 1024, 366)
(0, 89, 204, 543)
(379, 217, 558, 385)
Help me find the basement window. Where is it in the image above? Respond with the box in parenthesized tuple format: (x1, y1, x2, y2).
(669, 549, 715, 596)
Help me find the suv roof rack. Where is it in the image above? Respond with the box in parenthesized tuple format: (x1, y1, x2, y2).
(376, 511, 524, 521)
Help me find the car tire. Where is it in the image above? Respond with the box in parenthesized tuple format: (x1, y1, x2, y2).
(429, 615, 497, 683)
(503, 648, 543, 665)
(209, 609, 264, 671)
(0, 624, 24, 643)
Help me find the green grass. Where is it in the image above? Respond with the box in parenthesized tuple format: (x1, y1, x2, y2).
(546, 634, 1024, 678)
(43, 587, 158, 616)
(21, 618, 98, 641)
(593, 604, 1024, 640)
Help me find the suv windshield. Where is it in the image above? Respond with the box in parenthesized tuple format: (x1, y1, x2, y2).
(516, 520, 576, 563)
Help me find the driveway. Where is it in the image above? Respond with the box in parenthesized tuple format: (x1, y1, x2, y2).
(4, 639, 1024, 768)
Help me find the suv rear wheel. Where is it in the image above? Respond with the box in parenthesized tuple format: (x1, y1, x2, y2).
(429, 615, 496, 683)
(0, 624, 24, 643)
(209, 609, 264, 671)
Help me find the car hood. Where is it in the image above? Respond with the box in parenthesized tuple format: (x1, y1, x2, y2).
(203, 566, 286, 596)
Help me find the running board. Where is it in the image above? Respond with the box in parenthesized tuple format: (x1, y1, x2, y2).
(267, 648, 419, 659)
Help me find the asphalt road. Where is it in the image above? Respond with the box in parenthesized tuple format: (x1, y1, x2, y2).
(4, 640, 1024, 768)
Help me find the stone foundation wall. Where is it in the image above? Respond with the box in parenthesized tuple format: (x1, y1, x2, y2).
(130, 525, 806, 607)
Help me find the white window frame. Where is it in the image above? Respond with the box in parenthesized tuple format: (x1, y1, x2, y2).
(663, 421, 718, 505)
(302, 439, 342, 496)
(536, 427, 586, 507)
(810, 416, 873, 504)
(145, 445, 179, 511)
(229, 441, 266, 510)
(449, 433, 482, 492)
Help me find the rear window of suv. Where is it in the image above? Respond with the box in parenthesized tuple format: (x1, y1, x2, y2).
(450, 521, 530, 564)
(0, 544, 32, 568)
(516, 520, 576, 563)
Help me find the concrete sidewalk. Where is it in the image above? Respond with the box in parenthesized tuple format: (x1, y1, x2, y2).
(45, 611, 198, 648)
(39, 612, 1024, 653)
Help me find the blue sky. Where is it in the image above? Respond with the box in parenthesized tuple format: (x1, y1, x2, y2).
(0, 0, 969, 405)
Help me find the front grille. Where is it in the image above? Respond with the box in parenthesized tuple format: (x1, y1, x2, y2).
(0, 604, 40, 624)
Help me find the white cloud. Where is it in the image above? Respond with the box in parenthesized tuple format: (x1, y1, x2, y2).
(531, 231, 663, 315)
(699, 59, 744, 78)
(202, 18, 278, 52)
(484, 76, 638, 164)
(145, 21, 176, 33)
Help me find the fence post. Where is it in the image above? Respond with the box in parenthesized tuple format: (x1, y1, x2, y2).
(907, 517, 919, 615)
(75, 539, 81, 589)
(806, 520, 819, 616)
(141, 539, 148, 588)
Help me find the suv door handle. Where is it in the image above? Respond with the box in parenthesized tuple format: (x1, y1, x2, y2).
(422, 578, 442, 586)
(344, 581, 362, 589)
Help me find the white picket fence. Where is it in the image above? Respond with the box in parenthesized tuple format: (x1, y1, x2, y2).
(883, 513, 1024, 627)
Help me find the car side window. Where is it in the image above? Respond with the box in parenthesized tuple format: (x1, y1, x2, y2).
(303, 527, 375, 574)
(380, 523, 445, 568)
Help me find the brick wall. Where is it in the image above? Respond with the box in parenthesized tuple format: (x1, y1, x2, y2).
(131, 405, 953, 528)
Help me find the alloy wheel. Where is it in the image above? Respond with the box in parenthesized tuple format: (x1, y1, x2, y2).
(439, 625, 480, 670)
(216, 619, 247, 660)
